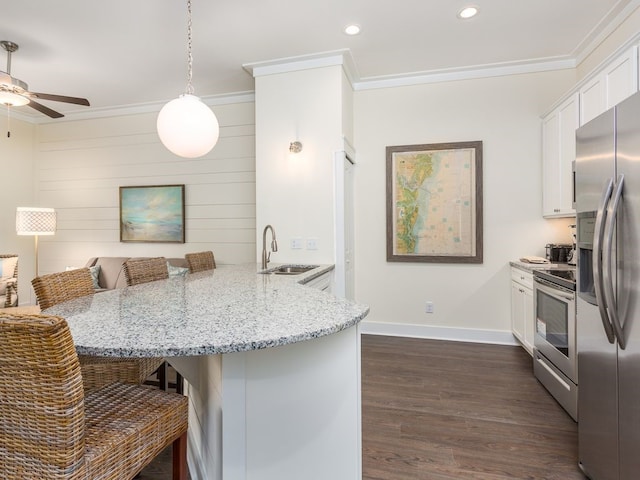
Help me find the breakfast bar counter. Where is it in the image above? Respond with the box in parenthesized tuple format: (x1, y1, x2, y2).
(45, 264, 369, 480)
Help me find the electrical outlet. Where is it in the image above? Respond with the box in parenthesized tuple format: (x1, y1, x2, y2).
(306, 238, 318, 250)
(425, 301, 434, 313)
(291, 238, 303, 249)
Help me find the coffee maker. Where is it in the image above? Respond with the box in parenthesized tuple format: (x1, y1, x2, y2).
(545, 243, 573, 263)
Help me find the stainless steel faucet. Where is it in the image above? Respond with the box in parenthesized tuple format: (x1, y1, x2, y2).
(261, 224, 278, 269)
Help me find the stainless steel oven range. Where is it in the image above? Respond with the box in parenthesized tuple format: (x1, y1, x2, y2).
(532, 268, 577, 421)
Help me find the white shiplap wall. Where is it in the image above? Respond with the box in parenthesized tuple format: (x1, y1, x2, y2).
(34, 101, 256, 278)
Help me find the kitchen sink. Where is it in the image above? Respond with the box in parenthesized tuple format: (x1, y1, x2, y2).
(260, 265, 319, 275)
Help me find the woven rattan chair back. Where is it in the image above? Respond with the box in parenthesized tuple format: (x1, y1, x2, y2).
(31, 268, 164, 392)
(124, 257, 169, 286)
(0, 314, 86, 475)
(1, 254, 19, 307)
(0, 313, 189, 479)
(32, 268, 95, 310)
(185, 251, 216, 273)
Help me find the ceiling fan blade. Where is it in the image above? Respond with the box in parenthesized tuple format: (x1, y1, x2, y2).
(30, 92, 90, 106)
(27, 99, 64, 118)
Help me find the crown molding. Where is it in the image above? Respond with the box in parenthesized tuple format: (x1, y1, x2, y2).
(353, 57, 576, 91)
(574, 0, 640, 65)
(1, 91, 255, 125)
(243, 49, 360, 86)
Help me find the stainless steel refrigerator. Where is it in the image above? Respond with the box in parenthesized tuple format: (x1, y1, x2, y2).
(575, 89, 640, 480)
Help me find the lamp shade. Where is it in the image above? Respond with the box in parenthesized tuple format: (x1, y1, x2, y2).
(156, 94, 219, 158)
(16, 207, 57, 235)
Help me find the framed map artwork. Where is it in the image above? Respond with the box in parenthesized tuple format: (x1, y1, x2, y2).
(386, 141, 483, 263)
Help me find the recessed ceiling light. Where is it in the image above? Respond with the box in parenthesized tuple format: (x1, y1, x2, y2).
(344, 24, 361, 35)
(458, 6, 479, 19)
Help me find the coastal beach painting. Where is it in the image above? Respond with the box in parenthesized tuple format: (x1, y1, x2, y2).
(120, 185, 185, 243)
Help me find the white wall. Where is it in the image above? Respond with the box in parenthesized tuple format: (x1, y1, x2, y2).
(0, 118, 36, 304)
(14, 101, 256, 304)
(353, 70, 576, 339)
(254, 64, 350, 265)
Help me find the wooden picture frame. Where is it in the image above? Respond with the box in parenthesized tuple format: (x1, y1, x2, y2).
(386, 141, 483, 263)
(120, 184, 185, 243)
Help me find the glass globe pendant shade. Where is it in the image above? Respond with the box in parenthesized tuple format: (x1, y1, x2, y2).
(157, 94, 220, 158)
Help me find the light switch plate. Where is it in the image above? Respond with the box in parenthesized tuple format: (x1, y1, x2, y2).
(291, 238, 303, 249)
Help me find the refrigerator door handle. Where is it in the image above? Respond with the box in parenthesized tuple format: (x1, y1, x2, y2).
(603, 174, 626, 349)
(593, 177, 616, 343)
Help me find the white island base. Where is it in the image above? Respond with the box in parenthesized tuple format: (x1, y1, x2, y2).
(171, 325, 362, 480)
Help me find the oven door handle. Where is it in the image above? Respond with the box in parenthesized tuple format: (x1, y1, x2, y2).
(534, 277, 574, 301)
(603, 174, 625, 349)
(593, 177, 616, 344)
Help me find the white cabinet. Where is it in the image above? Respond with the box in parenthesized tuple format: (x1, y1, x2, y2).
(542, 93, 579, 218)
(579, 46, 638, 125)
(511, 267, 534, 355)
(303, 270, 333, 293)
(542, 46, 639, 219)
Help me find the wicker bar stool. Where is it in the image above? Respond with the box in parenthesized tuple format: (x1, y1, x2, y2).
(32, 268, 164, 392)
(185, 251, 216, 273)
(123, 257, 180, 392)
(123, 257, 169, 286)
(0, 313, 188, 480)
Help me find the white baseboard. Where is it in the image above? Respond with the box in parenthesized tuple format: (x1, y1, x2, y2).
(360, 320, 520, 346)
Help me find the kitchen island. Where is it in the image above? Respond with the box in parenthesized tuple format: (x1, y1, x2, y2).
(44, 264, 369, 480)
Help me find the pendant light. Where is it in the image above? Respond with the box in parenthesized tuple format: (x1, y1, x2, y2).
(157, 0, 219, 158)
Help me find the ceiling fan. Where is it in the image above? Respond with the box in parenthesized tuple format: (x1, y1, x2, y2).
(0, 40, 90, 118)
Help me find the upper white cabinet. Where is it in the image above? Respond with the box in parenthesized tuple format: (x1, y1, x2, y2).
(542, 93, 579, 218)
(542, 45, 639, 219)
(579, 46, 638, 125)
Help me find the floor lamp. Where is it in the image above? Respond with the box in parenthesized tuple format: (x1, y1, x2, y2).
(16, 207, 57, 278)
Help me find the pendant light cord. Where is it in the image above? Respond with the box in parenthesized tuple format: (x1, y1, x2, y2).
(186, 0, 194, 95)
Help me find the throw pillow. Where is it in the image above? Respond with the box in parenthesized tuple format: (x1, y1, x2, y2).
(89, 265, 101, 289)
(167, 262, 189, 277)
(0, 256, 18, 280)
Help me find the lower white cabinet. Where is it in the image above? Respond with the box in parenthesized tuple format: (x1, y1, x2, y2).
(303, 271, 333, 293)
(511, 267, 534, 355)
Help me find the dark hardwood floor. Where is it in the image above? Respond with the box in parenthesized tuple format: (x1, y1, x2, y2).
(362, 335, 585, 480)
(142, 335, 585, 479)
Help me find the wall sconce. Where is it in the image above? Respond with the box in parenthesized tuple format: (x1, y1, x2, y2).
(289, 141, 303, 154)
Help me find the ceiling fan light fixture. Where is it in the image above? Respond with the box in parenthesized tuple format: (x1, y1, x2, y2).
(157, 0, 219, 158)
(0, 90, 28, 106)
(157, 93, 219, 158)
(0, 40, 89, 118)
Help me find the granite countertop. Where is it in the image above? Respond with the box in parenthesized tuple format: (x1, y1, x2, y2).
(44, 263, 369, 358)
(510, 260, 576, 272)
